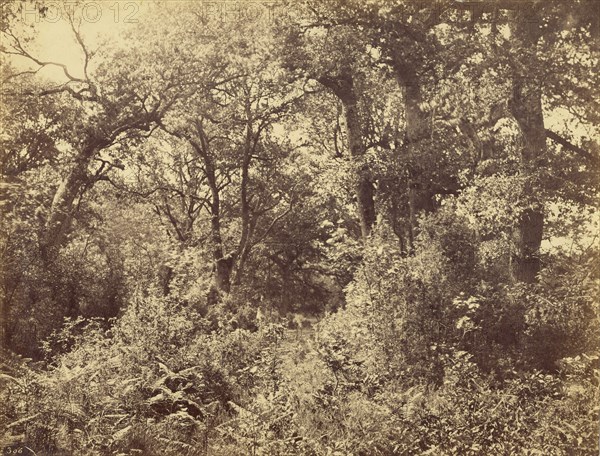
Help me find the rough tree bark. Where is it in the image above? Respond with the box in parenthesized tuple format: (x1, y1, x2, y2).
(40, 139, 108, 264)
(509, 79, 545, 283)
(232, 112, 256, 285)
(189, 129, 233, 293)
(209, 180, 233, 293)
(508, 14, 546, 283)
(393, 63, 435, 251)
(318, 73, 376, 238)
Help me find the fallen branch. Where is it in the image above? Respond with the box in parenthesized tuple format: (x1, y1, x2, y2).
(6, 414, 41, 429)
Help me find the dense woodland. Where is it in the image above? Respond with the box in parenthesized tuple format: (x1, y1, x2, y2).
(0, 0, 599, 454)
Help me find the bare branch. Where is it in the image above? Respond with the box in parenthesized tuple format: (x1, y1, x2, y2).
(32, 83, 94, 101)
(2, 68, 43, 83)
(66, 13, 93, 81)
(252, 197, 295, 248)
(2, 29, 87, 83)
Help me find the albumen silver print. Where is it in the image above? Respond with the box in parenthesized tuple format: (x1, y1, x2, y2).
(0, 0, 598, 454)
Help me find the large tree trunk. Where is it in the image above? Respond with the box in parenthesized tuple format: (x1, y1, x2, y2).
(508, 15, 546, 283)
(208, 171, 232, 293)
(0, 290, 7, 348)
(394, 65, 434, 251)
(403, 81, 429, 144)
(509, 79, 545, 283)
(318, 74, 376, 238)
(189, 138, 232, 293)
(232, 131, 253, 286)
(345, 93, 376, 238)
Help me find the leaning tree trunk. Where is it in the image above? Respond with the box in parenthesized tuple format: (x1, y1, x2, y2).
(318, 73, 376, 238)
(41, 111, 157, 265)
(40, 141, 103, 264)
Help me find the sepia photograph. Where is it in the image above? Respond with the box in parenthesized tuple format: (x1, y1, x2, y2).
(0, 0, 598, 454)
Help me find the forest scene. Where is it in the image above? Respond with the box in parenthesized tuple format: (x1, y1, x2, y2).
(0, 0, 598, 454)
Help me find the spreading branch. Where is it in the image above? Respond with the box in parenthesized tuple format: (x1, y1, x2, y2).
(546, 129, 598, 165)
